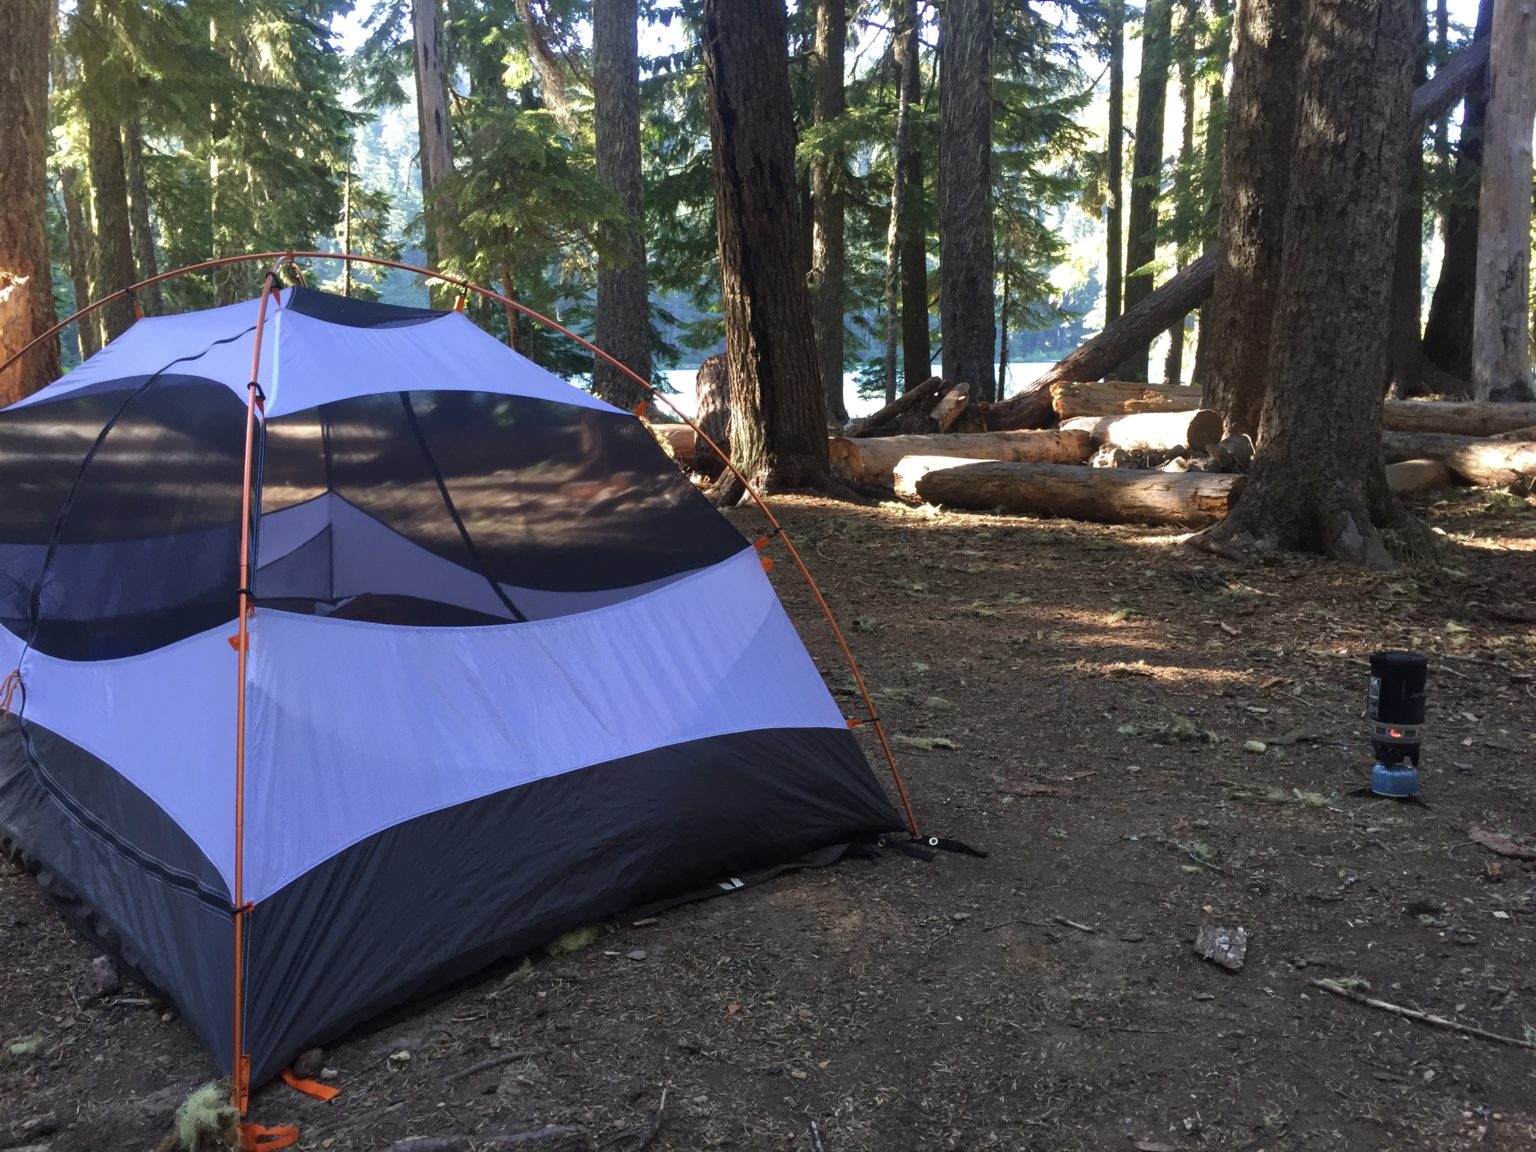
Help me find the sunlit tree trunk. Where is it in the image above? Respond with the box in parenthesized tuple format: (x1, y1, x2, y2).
(0, 0, 61, 402)
(1470, 0, 1535, 401)
(1106, 0, 1125, 323)
(414, 0, 456, 302)
(592, 0, 651, 411)
(884, 0, 917, 404)
(123, 115, 163, 316)
(898, 1, 930, 391)
(811, 0, 848, 422)
(1115, 0, 1173, 380)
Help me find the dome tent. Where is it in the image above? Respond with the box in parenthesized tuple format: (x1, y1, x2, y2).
(0, 282, 903, 1102)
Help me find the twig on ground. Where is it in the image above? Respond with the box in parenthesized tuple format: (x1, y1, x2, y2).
(443, 1049, 544, 1085)
(1158, 836, 1232, 877)
(598, 1086, 667, 1151)
(1310, 979, 1536, 1051)
(1051, 915, 1096, 934)
(810, 1118, 826, 1152)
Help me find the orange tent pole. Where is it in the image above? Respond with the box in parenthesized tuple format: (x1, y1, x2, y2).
(231, 264, 282, 1116)
(0, 253, 922, 840)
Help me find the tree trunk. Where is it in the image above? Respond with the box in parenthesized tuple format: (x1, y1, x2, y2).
(1383, 430, 1536, 487)
(60, 167, 98, 360)
(1421, 0, 1493, 384)
(1114, 0, 1174, 380)
(811, 0, 848, 423)
(1198, 0, 1417, 567)
(1163, 6, 1197, 387)
(592, 0, 651, 412)
(701, 0, 834, 493)
(1062, 408, 1223, 454)
(122, 115, 162, 317)
(830, 429, 1091, 486)
(1470, 0, 1535, 401)
(1106, 0, 1125, 323)
(938, 0, 996, 401)
(893, 457, 1245, 527)
(883, 0, 917, 405)
(693, 353, 731, 478)
(1198, 0, 1303, 437)
(414, 0, 456, 299)
(1433, 0, 1449, 161)
(1388, 0, 1429, 396)
(86, 113, 137, 341)
(899, 6, 931, 392)
(0, 0, 61, 403)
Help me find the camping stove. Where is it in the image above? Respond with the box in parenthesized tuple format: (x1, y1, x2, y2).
(1367, 651, 1427, 798)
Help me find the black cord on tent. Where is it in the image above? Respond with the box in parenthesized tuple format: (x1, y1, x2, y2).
(396, 392, 529, 623)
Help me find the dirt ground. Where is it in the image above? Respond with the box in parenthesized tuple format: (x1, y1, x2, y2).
(5, 489, 1536, 1152)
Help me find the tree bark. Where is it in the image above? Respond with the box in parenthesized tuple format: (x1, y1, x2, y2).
(1199, 0, 1303, 437)
(86, 116, 137, 341)
(1388, 0, 1429, 396)
(592, 0, 651, 412)
(414, 0, 456, 298)
(938, 0, 996, 401)
(1062, 408, 1223, 454)
(693, 353, 731, 478)
(1198, 0, 1417, 567)
(1114, 0, 1173, 380)
(883, 0, 917, 405)
(811, 0, 848, 422)
(0, 0, 61, 403)
(893, 456, 1245, 527)
(122, 115, 162, 316)
(830, 429, 1091, 486)
(60, 167, 98, 360)
(650, 423, 696, 467)
(1383, 431, 1536, 487)
(899, 6, 931, 392)
(1106, 0, 1125, 323)
(702, 0, 834, 493)
(1470, 0, 1535, 401)
(1421, 0, 1493, 384)
(1163, 3, 1197, 386)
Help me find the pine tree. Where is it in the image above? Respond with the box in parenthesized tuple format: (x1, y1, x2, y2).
(810, 0, 848, 422)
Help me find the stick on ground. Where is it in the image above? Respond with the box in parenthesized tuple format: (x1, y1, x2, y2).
(1310, 979, 1536, 1051)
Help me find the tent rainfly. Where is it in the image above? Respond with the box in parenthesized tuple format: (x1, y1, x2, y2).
(0, 285, 904, 1105)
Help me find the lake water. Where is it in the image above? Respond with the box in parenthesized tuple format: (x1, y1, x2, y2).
(656, 364, 1058, 421)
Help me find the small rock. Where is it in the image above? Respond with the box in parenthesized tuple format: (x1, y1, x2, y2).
(291, 1047, 325, 1080)
(388, 1049, 412, 1065)
(1193, 992, 1216, 1001)
(1194, 924, 1248, 971)
(789, 1069, 808, 1080)
(950, 912, 971, 922)
(924, 696, 952, 710)
(321, 1067, 339, 1081)
(625, 949, 648, 961)
(83, 956, 121, 999)
(1119, 931, 1146, 943)
(631, 917, 659, 928)
(1243, 739, 1267, 754)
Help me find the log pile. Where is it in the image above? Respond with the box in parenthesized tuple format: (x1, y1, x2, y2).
(830, 429, 1091, 487)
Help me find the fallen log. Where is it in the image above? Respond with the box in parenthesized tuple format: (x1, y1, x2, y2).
(1382, 400, 1536, 436)
(1385, 459, 1451, 494)
(891, 457, 1244, 527)
(1382, 432, 1536, 487)
(650, 423, 695, 465)
(829, 429, 1091, 486)
(1493, 425, 1536, 441)
(844, 376, 946, 437)
(1051, 380, 1200, 419)
(1062, 409, 1223, 454)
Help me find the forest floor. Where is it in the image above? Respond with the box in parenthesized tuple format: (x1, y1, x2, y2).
(5, 489, 1536, 1152)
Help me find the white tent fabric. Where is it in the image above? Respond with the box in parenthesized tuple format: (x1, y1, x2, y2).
(5, 546, 849, 902)
(13, 292, 617, 416)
